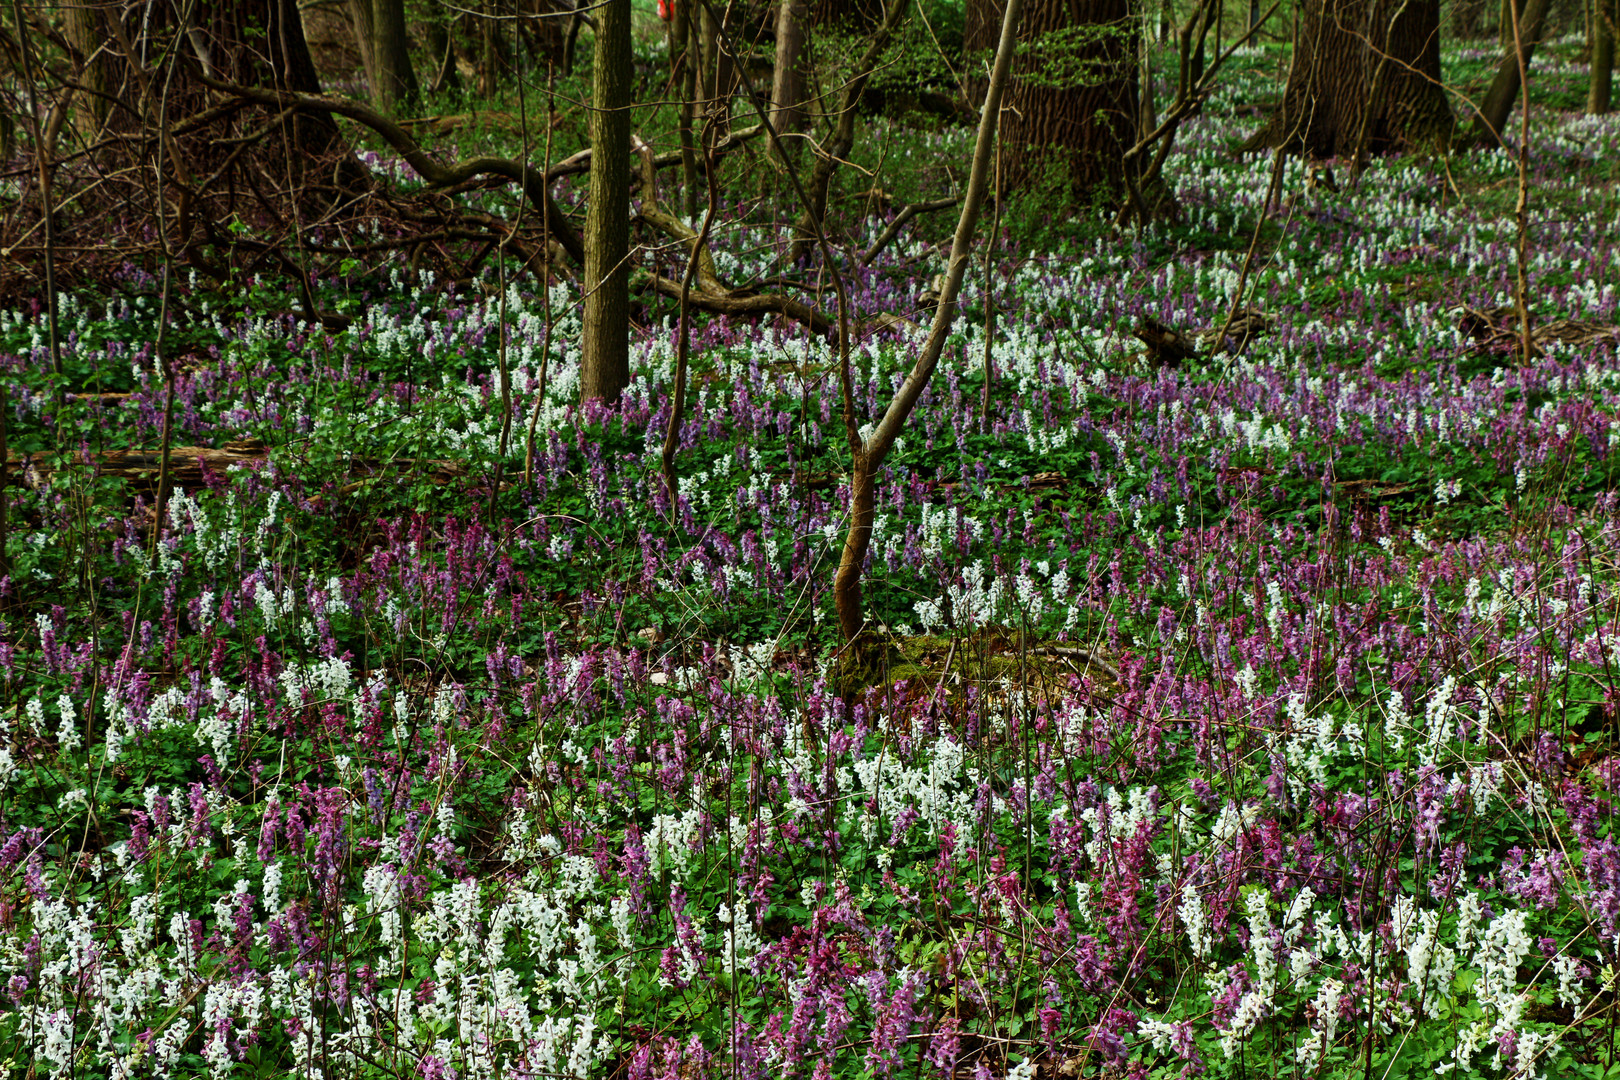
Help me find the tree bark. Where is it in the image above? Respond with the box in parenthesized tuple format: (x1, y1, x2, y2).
(479, 0, 510, 96)
(833, 0, 1023, 664)
(1449, 0, 1486, 35)
(670, 0, 702, 216)
(964, 0, 1140, 204)
(348, 0, 419, 110)
(76, 0, 347, 171)
(1470, 0, 1549, 142)
(1243, 0, 1454, 157)
(1499, 0, 1519, 45)
(770, 0, 810, 161)
(581, 0, 633, 404)
(1591, 0, 1614, 114)
(63, 0, 113, 138)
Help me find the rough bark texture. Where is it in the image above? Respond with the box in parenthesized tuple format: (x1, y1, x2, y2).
(1243, 0, 1454, 157)
(62, 0, 112, 137)
(581, 0, 633, 404)
(347, 0, 419, 109)
(964, 0, 1139, 204)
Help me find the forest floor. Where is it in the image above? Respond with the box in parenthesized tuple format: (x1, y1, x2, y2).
(2, 35, 1620, 1080)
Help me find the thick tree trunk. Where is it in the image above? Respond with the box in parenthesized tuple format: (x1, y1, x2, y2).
(348, 0, 419, 110)
(81, 0, 345, 167)
(1591, 0, 1614, 114)
(581, 0, 633, 404)
(964, 0, 1139, 204)
(1243, 0, 1454, 157)
(1470, 0, 1549, 141)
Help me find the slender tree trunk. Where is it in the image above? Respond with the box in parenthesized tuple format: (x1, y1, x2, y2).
(699, 0, 737, 131)
(770, 0, 810, 162)
(1139, 13, 1158, 134)
(671, 0, 702, 216)
(1450, 0, 1485, 36)
(1244, 0, 1453, 156)
(64, 0, 113, 138)
(372, 0, 419, 107)
(1471, 0, 1549, 141)
(479, 0, 509, 95)
(833, 0, 1023, 663)
(581, 0, 633, 404)
(1591, 0, 1614, 113)
(787, 0, 911, 265)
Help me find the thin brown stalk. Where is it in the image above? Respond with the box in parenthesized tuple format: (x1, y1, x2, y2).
(150, 0, 196, 571)
(979, 124, 1003, 434)
(660, 118, 722, 510)
(833, 0, 1024, 653)
(1511, 0, 1535, 362)
(525, 65, 561, 488)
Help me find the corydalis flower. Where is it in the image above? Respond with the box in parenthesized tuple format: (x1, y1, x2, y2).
(1179, 882, 1212, 959)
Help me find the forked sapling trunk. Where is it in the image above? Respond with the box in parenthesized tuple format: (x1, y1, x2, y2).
(831, 0, 1024, 660)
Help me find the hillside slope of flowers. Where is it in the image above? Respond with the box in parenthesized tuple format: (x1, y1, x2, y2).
(3, 45, 1620, 1080)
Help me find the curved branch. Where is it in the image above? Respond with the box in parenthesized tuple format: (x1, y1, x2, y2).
(190, 71, 586, 263)
(645, 273, 833, 333)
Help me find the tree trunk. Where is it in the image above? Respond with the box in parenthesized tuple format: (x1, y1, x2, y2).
(699, 0, 738, 131)
(1591, 0, 1614, 114)
(581, 0, 633, 404)
(1470, 0, 1549, 142)
(833, 0, 1023, 675)
(672, 3, 702, 217)
(63, 0, 113, 138)
(479, 0, 511, 96)
(426, 11, 463, 91)
(1243, 0, 1454, 157)
(771, 0, 810, 160)
(786, 0, 911, 265)
(347, 0, 419, 110)
(964, 0, 1140, 205)
(77, 0, 344, 167)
